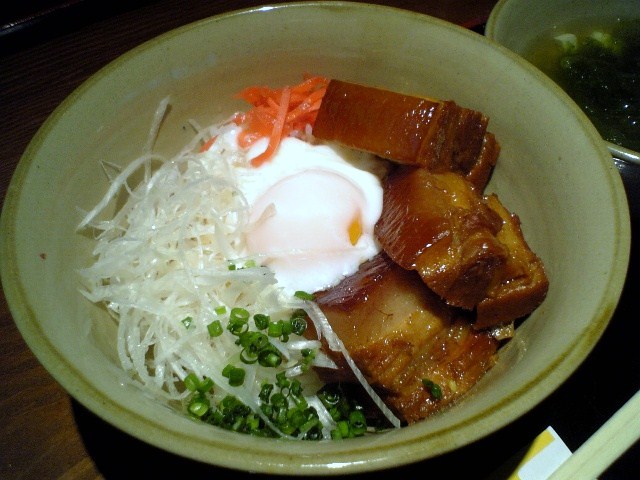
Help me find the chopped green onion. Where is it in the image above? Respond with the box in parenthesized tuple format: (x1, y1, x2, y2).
(319, 388, 340, 406)
(422, 379, 443, 400)
(349, 410, 367, 436)
(230, 307, 250, 322)
(236, 331, 277, 365)
(294, 290, 315, 301)
(227, 308, 250, 335)
(214, 305, 227, 315)
(270, 392, 287, 408)
(264, 319, 293, 342)
(222, 364, 246, 387)
(267, 320, 283, 337)
(238, 331, 268, 350)
(187, 374, 363, 440)
(229, 370, 245, 387)
(289, 380, 302, 398)
(258, 347, 282, 368)
(240, 349, 258, 364)
(245, 413, 260, 432)
(188, 394, 210, 418)
(183, 373, 214, 394)
(228, 260, 257, 270)
(281, 319, 293, 338)
(198, 377, 214, 394)
(181, 316, 193, 329)
(259, 383, 274, 403)
(275, 371, 289, 389)
(298, 348, 316, 372)
(318, 384, 370, 438)
(254, 313, 270, 330)
(181, 305, 372, 440)
(184, 372, 200, 392)
(290, 313, 307, 335)
(207, 320, 223, 337)
(299, 417, 319, 435)
(332, 420, 350, 439)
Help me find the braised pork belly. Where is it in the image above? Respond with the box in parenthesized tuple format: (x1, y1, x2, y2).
(308, 79, 548, 424)
(474, 194, 549, 329)
(375, 166, 508, 310)
(313, 79, 498, 189)
(314, 253, 499, 424)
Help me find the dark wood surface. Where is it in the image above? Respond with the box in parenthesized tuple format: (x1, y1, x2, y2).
(1, 1, 638, 478)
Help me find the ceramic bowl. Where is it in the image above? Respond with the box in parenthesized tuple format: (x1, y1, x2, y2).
(485, 0, 640, 165)
(0, 1, 631, 474)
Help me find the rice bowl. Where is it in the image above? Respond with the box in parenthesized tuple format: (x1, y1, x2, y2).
(0, 1, 630, 474)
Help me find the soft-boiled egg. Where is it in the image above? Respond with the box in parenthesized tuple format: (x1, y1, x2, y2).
(233, 133, 385, 295)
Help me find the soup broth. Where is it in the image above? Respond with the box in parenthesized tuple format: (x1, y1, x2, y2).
(524, 18, 640, 152)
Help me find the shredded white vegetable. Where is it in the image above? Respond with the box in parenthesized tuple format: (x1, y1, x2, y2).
(77, 98, 401, 438)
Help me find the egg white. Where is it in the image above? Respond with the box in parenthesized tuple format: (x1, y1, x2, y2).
(228, 132, 385, 295)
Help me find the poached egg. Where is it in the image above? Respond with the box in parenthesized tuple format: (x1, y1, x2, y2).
(233, 133, 384, 295)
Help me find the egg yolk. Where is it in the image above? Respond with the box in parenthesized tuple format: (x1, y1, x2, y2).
(246, 169, 372, 294)
(348, 217, 362, 246)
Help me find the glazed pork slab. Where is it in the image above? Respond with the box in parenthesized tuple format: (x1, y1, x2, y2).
(311, 80, 548, 424)
(314, 253, 499, 424)
(313, 79, 499, 190)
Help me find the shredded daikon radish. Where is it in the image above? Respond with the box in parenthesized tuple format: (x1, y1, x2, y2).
(77, 101, 400, 440)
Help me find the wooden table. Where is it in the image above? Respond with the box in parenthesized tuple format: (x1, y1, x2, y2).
(1, 1, 638, 478)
